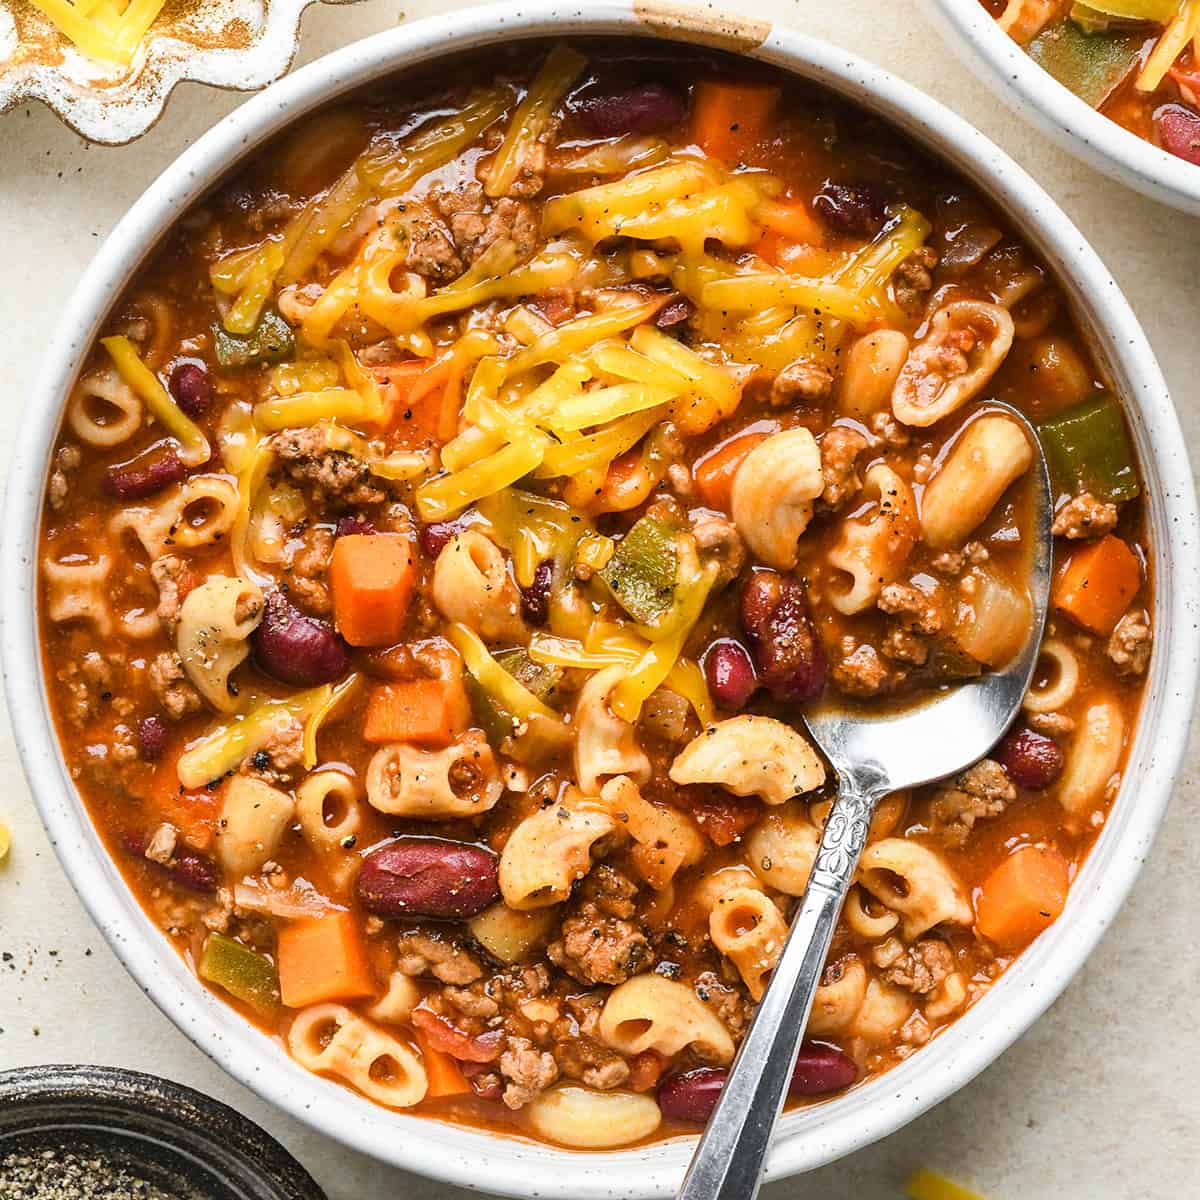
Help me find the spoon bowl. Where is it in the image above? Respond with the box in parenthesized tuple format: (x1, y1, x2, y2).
(678, 401, 1053, 1200)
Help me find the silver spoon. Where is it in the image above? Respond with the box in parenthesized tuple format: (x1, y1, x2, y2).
(678, 403, 1053, 1200)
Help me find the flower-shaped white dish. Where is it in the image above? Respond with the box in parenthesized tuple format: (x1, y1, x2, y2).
(3, 3, 1198, 1196)
(924, 0, 1200, 216)
(0, 0, 355, 144)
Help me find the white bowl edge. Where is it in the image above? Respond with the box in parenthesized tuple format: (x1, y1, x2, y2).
(3, 4, 1198, 1196)
(923, 0, 1200, 216)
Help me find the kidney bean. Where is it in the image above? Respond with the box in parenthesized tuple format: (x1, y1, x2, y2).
(575, 82, 687, 136)
(790, 1040, 859, 1096)
(168, 360, 212, 418)
(520, 560, 553, 626)
(812, 181, 888, 237)
(704, 639, 758, 710)
(655, 296, 695, 329)
(335, 514, 375, 539)
(252, 591, 349, 687)
(102, 446, 186, 500)
(657, 1043, 855, 1124)
(120, 829, 217, 894)
(356, 837, 500, 920)
(137, 715, 169, 762)
(1156, 104, 1200, 166)
(419, 520, 465, 559)
(995, 726, 1064, 790)
(657, 1068, 727, 1124)
(740, 569, 826, 702)
(169, 850, 219, 895)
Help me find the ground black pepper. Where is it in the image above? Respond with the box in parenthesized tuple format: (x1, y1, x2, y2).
(0, 1148, 180, 1198)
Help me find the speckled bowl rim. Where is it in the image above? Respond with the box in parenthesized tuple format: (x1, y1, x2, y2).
(922, 0, 1200, 216)
(0, 1064, 325, 1200)
(2, 4, 1197, 1196)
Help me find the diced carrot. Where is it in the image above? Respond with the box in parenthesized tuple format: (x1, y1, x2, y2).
(975, 845, 1070, 949)
(413, 1027, 473, 1099)
(1052, 534, 1141, 635)
(277, 911, 377, 1008)
(693, 432, 769, 512)
(691, 80, 781, 164)
(330, 533, 415, 647)
(362, 678, 468, 747)
(757, 200, 825, 245)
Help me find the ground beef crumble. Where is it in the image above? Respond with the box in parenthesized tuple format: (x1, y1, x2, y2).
(1107, 609, 1152, 676)
(688, 508, 746, 587)
(546, 866, 653, 986)
(499, 1037, 559, 1109)
(430, 183, 539, 264)
(770, 356, 834, 406)
(396, 930, 485, 985)
(819, 427, 867, 509)
(148, 651, 202, 720)
(876, 937, 955, 994)
(929, 758, 1015, 848)
(272, 427, 386, 509)
(1052, 491, 1119, 540)
(284, 524, 334, 616)
(893, 245, 938, 315)
(832, 640, 902, 697)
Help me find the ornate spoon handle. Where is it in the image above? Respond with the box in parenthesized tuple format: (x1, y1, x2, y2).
(676, 767, 885, 1200)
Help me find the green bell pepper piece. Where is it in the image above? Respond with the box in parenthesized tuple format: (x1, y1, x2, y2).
(1037, 391, 1141, 504)
(1027, 18, 1144, 109)
(213, 309, 295, 368)
(198, 933, 280, 1016)
(598, 514, 680, 625)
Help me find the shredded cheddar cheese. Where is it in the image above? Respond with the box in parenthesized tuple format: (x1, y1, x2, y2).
(28, 0, 165, 64)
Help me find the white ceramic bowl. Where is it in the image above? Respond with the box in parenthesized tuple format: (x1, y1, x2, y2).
(924, 0, 1200, 216)
(4, 4, 1198, 1196)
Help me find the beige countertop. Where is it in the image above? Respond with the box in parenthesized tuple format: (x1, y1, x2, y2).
(0, 2, 1197, 1196)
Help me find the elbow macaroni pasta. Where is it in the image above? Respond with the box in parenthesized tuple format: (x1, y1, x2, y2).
(730, 428, 823, 570)
(827, 464, 918, 614)
(599, 975, 735, 1065)
(858, 838, 973, 940)
(216, 776, 295, 879)
(807, 957, 868, 1037)
(43, 553, 114, 636)
(1023, 639, 1079, 714)
(500, 788, 618, 910)
(66, 368, 142, 448)
(709, 887, 789, 1000)
(891, 300, 1015, 427)
(365, 732, 503, 818)
(920, 414, 1034, 550)
(573, 666, 651, 795)
(433, 530, 528, 644)
(744, 802, 821, 895)
(288, 1004, 428, 1108)
(176, 576, 264, 712)
(526, 1086, 662, 1148)
(668, 716, 826, 805)
(1058, 699, 1124, 815)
